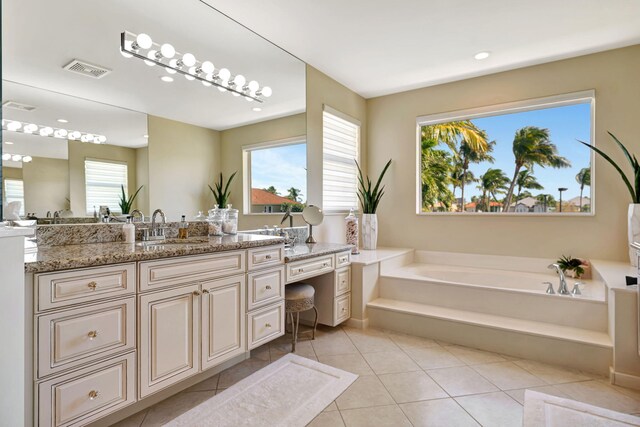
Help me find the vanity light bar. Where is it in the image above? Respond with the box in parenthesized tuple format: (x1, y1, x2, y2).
(1, 119, 106, 143)
(120, 31, 272, 103)
(1, 153, 32, 163)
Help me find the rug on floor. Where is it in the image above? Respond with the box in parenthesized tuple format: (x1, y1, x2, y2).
(166, 353, 358, 427)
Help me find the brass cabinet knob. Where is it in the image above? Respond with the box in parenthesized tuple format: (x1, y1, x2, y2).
(265, 323, 272, 328)
(87, 330, 98, 339)
(202, 289, 209, 294)
(87, 281, 97, 290)
(88, 390, 99, 400)
(341, 307, 346, 312)
(193, 291, 201, 296)
(265, 285, 272, 290)
(265, 255, 272, 260)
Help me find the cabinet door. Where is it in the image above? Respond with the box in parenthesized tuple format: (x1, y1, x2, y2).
(139, 284, 200, 398)
(201, 275, 246, 370)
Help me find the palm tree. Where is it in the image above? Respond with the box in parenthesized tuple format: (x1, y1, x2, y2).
(515, 169, 544, 200)
(575, 167, 591, 211)
(421, 139, 454, 211)
(264, 186, 279, 195)
(458, 138, 494, 211)
(286, 187, 302, 202)
(502, 126, 571, 211)
(535, 194, 558, 212)
(477, 169, 510, 212)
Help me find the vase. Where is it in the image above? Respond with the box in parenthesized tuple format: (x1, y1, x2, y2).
(628, 204, 640, 266)
(361, 213, 378, 250)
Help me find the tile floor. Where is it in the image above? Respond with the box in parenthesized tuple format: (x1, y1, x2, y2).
(114, 326, 640, 426)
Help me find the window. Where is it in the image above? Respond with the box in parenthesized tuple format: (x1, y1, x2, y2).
(417, 91, 594, 215)
(4, 179, 25, 216)
(322, 106, 360, 212)
(243, 137, 307, 214)
(85, 159, 128, 214)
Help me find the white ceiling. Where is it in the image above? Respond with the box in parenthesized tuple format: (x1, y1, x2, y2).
(2, 0, 305, 131)
(205, 0, 640, 98)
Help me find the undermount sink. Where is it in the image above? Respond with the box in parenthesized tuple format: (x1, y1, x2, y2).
(136, 236, 211, 247)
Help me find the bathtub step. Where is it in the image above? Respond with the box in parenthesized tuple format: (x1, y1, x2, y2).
(368, 298, 612, 348)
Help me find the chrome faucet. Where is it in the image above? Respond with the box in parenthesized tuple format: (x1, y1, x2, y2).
(130, 209, 145, 223)
(53, 210, 61, 225)
(150, 209, 166, 240)
(548, 263, 570, 295)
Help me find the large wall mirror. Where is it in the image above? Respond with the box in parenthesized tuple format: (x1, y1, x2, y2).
(1, 0, 306, 224)
(417, 91, 594, 215)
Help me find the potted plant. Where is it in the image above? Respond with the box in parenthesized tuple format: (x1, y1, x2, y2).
(556, 255, 590, 279)
(356, 159, 392, 250)
(579, 132, 639, 265)
(209, 171, 237, 208)
(118, 184, 143, 215)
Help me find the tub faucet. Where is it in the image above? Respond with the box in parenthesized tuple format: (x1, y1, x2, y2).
(548, 263, 570, 295)
(281, 206, 293, 229)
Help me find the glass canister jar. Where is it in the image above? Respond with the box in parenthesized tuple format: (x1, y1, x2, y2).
(345, 208, 359, 254)
(207, 205, 224, 236)
(223, 204, 238, 235)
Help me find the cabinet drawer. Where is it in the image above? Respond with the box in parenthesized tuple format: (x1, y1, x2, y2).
(139, 251, 245, 292)
(37, 352, 135, 427)
(247, 245, 284, 271)
(36, 264, 135, 312)
(334, 293, 351, 325)
(247, 267, 285, 311)
(336, 251, 351, 268)
(37, 298, 135, 378)
(286, 255, 334, 283)
(247, 301, 284, 350)
(335, 267, 351, 296)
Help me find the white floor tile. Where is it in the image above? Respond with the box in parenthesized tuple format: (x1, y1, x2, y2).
(405, 345, 465, 369)
(340, 404, 412, 427)
(427, 366, 499, 397)
(336, 375, 395, 410)
(400, 398, 480, 427)
(456, 392, 524, 427)
(513, 359, 591, 384)
(378, 371, 448, 403)
(308, 410, 345, 427)
(472, 361, 547, 390)
(361, 350, 421, 374)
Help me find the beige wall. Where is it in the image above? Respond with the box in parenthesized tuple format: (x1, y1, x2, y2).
(68, 140, 138, 216)
(220, 113, 306, 230)
(135, 146, 150, 216)
(2, 167, 22, 180)
(22, 157, 69, 216)
(147, 115, 220, 221)
(305, 65, 368, 243)
(367, 45, 640, 261)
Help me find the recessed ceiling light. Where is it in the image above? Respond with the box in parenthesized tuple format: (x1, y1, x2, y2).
(57, 118, 68, 123)
(474, 51, 490, 60)
(4, 141, 14, 145)
(160, 76, 174, 82)
(143, 134, 149, 138)
(252, 107, 262, 112)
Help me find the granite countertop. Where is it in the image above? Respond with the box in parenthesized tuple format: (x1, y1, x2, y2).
(284, 242, 353, 263)
(25, 234, 284, 274)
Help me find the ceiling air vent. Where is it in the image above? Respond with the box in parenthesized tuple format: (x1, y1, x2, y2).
(2, 101, 36, 112)
(63, 59, 112, 79)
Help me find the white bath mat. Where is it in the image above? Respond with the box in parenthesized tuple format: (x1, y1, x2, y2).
(166, 354, 357, 427)
(523, 390, 640, 426)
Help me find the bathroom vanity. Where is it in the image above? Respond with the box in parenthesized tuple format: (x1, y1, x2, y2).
(23, 235, 351, 427)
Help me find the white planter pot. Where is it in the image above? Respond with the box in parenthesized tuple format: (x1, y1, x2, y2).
(361, 213, 378, 250)
(628, 203, 640, 266)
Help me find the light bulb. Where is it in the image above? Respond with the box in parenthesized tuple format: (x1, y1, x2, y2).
(160, 43, 175, 59)
(202, 80, 212, 87)
(160, 76, 174, 82)
(167, 59, 178, 74)
(145, 50, 157, 66)
(11, 154, 22, 162)
(248, 80, 259, 92)
(54, 129, 68, 138)
(232, 92, 240, 97)
(135, 33, 153, 50)
(252, 107, 262, 112)
(261, 86, 273, 97)
(200, 61, 214, 74)
(185, 66, 197, 80)
(217, 68, 231, 82)
(474, 51, 490, 60)
(120, 40, 134, 58)
(245, 96, 254, 102)
(233, 74, 246, 88)
(40, 126, 53, 136)
(2, 153, 11, 161)
(182, 53, 196, 67)
(95, 135, 107, 143)
(69, 131, 81, 140)
(24, 123, 38, 133)
(7, 121, 22, 131)
(22, 156, 32, 163)
(218, 86, 227, 92)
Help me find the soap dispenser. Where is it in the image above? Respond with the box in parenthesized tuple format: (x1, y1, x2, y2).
(179, 215, 189, 239)
(123, 216, 135, 244)
(345, 208, 359, 254)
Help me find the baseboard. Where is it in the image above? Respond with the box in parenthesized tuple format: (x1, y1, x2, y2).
(610, 367, 640, 390)
(345, 317, 369, 329)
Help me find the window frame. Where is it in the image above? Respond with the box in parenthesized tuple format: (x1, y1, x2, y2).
(242, 135, 307, 216)
(322, 105, 361, 215)
(3, 178, 25, 216)
(84, 158, 128, 215)
(415, 90, 596, 217)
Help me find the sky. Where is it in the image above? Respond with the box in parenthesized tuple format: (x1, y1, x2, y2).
(439, 102, 592, 201)
(251, 143, 307, 202)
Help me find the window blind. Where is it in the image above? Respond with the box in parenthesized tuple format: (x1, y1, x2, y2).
(322, 108, 360, 212)
(4, 179, 25, 215)
(85, 159, 128, 214)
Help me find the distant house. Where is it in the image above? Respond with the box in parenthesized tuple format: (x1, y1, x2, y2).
(565, 196, 591, 212)
(509, 196, 549, 213)
(465, 201, 502, 212)
(251, 188, 302, 213)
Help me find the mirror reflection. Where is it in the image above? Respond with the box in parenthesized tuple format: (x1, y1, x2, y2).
(1, 0, 306, 225)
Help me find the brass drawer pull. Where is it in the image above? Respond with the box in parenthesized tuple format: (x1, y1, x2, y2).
(87, 330, 98, 340)
(341, 307, 347, 312)
(265, 323, 272, 328)
(322, 263, 329, 267)
(265, 285, 272, 290)
(265, 255, 272, 260)
(193, 291, 201, 296)
(87, 281, 98, 290)
(202, 289, 209, 294)
(88, 390, 99, 400)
